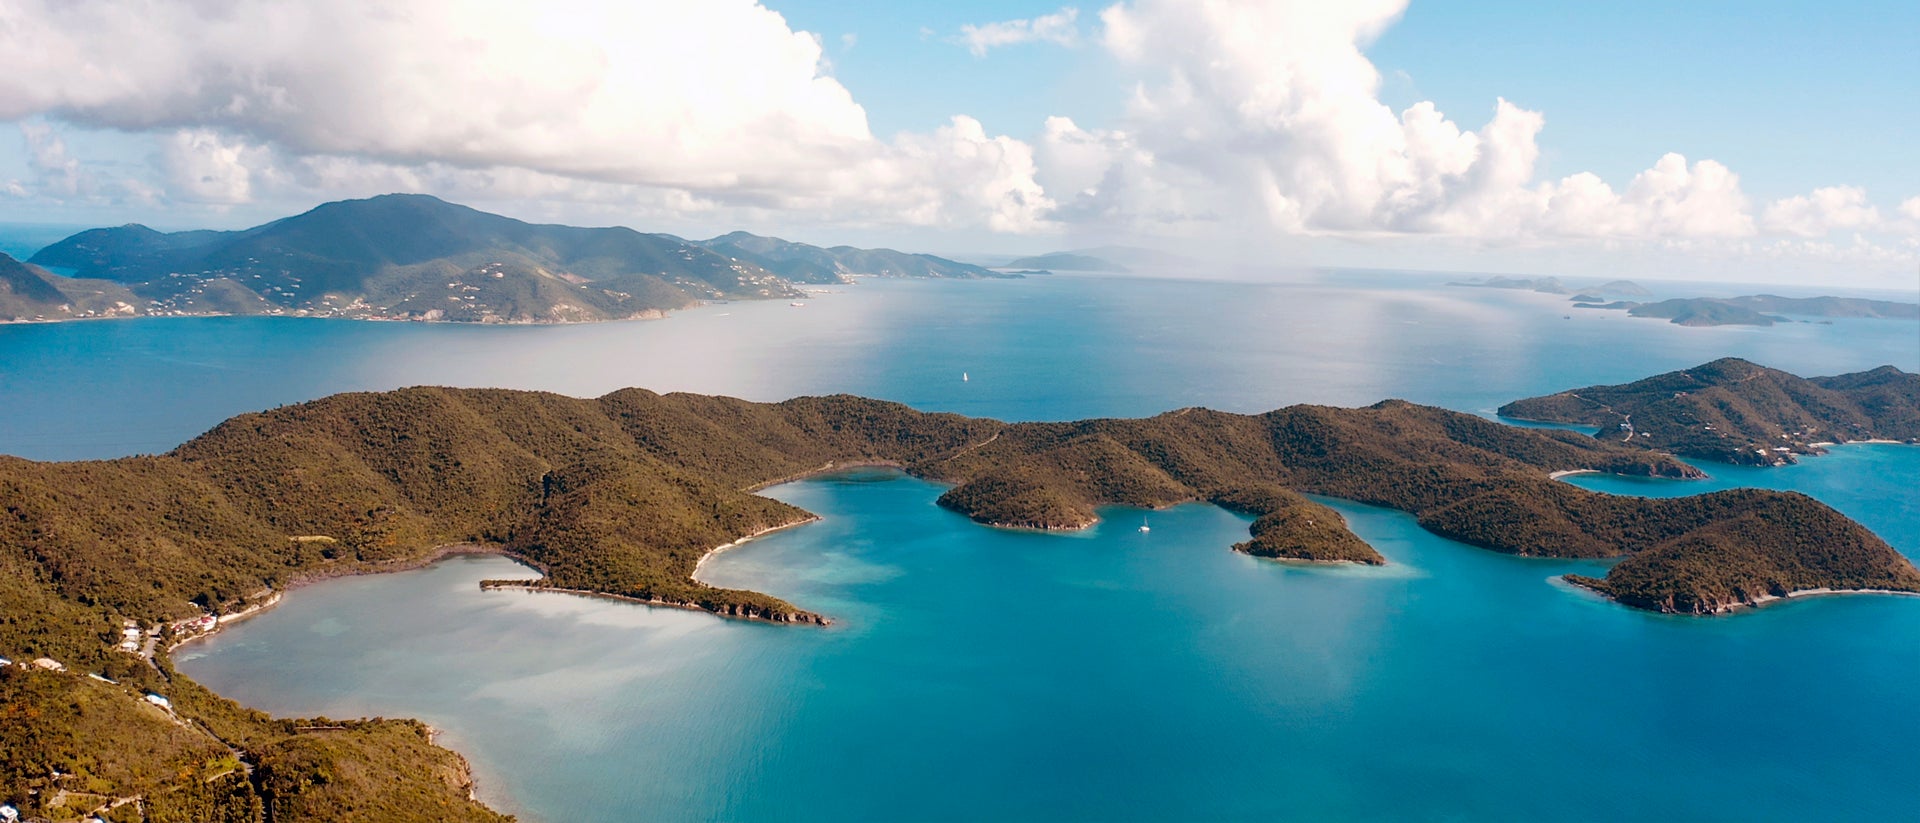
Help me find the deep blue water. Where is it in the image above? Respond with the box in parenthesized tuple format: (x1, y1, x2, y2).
(2, 274, 1914, 461)
(4, 252, 1917, 822)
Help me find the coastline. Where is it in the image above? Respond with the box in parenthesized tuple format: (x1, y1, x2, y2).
(168, 544, 511, 652)
(743, 459, 905, 492)
(1548, 469, 1600, 480)
(178, 509, 844, 655)
(690, 516, 825, 582)
(1564, 576, 1920, 614)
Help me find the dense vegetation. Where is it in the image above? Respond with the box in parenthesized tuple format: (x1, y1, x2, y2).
(21, 195, 1009, 324)
(1499, 358, 1920, 464)
(4, 365, 1915, 817)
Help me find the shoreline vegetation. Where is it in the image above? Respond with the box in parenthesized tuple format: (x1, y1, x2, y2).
(1564, 577, 1920, 615)
(3, 358, 1917, 820)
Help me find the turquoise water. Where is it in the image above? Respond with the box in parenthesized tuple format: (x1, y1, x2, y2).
(7, 261, 1919, 821)
(176, 465, 1920, 822)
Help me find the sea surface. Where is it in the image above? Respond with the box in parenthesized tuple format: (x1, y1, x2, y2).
(2, 272, 1915, 461)
(5, 243, 1918, 821)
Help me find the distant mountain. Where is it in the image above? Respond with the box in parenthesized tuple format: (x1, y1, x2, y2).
(1590, 279, 1652, 297)
(1004, 252, 1128, 272)
(0, 252, 146, 321)
(696, 231, 1006, 283)
(1499, 357, 1920, 465)
(1573, 295, 1918, 327)
(27, 196, 1021, 325)
(29, 194, 813, 322)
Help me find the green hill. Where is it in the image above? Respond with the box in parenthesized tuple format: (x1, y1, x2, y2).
(29, 194, 800, 322)
(1498, 358, 1920, 464)
(5, 370, 1917, 818)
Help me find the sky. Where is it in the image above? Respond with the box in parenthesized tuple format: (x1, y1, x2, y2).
(0, 0, 1915, 286)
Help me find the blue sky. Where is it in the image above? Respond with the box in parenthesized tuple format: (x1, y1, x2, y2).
(774, 0, 1918, 204)
(0, 0, 1914, 285)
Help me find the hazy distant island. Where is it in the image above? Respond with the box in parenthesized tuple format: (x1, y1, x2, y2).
(1005, 252, 1129, 272)
(4, 359, 1917, 819)
(1572, 294, 1920, 326)
(0, 194, 1012, 324)
(1448, 275, 1651, 297)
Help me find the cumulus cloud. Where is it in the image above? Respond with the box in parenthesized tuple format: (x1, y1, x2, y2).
(957, 7, 1081, 57)
(1902, 197, 1920, 223)
(1762, 186, 1882, 237)
(0, 0, 1052, 231)
(1066, 0, 1785, 244)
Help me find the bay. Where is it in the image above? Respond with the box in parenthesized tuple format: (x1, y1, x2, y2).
(5, 256, 1917, 822)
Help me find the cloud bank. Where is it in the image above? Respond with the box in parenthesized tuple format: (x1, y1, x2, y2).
(0, 0, 1051, 230)
(0, 0, 1910, 280)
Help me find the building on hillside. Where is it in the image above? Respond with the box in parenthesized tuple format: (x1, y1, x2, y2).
(144, 692, 172, 711)
(31, 657, 65, 672)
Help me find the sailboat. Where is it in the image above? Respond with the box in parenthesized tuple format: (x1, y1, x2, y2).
(962, 371, 969, 382)
(1138, 517, 1151, 533)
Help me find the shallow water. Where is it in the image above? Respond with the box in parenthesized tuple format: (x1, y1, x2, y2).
(179, 458, 1920, 822)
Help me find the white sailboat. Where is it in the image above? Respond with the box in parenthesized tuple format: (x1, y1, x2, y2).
(962, 371, 969, 382)
(1138, 517, 1151, 533)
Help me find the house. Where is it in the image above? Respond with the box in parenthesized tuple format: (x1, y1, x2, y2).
(31, 657, 65, 672)
(144, 692, 173, 711)
(1, 802, 20, 821)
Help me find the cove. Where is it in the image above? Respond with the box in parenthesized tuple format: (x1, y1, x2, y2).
(177, 467, 1920, 822)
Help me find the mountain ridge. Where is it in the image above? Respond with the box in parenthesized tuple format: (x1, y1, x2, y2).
(17, 194, 1005, 324)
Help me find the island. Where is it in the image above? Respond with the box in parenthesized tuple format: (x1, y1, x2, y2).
(2, 194, 1008, 324)
(1571, 294, 1920, 326)
(1499, 357, 1920, 465)
(1449, 276, 1650, 297)
(4, 360, 1917, 819)
(1004, 252, 1129, 272)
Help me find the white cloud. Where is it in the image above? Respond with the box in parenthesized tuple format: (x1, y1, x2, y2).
(20, 121, 84, 198)
(958, 7, 1080, 57)
(1762, 186, 1882, 237)
(1069, 0, 1779, 244)
(1901, 197, 1920, 223)
(162, 129, 259, 204)
(0, 0, 1051, 232)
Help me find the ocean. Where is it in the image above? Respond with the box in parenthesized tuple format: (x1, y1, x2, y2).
(4, 238, 1917, 822)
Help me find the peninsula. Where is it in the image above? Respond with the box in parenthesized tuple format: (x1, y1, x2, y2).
(4, 361, 1918, 819)
(3, 194, 1009, 324)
